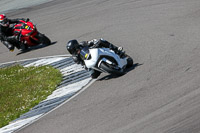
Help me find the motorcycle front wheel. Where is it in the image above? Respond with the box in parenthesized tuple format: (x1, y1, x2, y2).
(37, 32, 51, 45)
(99, 62, 124, 76)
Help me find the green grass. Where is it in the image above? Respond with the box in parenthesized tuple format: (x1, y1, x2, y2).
(0, 65, 62, 128)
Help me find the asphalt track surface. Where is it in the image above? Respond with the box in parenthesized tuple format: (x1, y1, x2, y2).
(1, 0, 200, 133)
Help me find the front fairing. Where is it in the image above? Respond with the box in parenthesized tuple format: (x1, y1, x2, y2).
(79, 47, 91, 60)
(13, 20, 36, 36)
(84, 48, 127, 69)
(84, 48, 99, 68)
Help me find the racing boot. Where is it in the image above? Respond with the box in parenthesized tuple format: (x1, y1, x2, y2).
(6, 35, 21, 50)
(3, 41, 14, 51)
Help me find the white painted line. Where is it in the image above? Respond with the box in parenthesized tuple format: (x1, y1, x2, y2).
(45, 78, 92, 101)
(0, 54, 71, 66)
(61, 64, 84, 76)
(0, 114, 43, 133)
(24, 57, 65, 67)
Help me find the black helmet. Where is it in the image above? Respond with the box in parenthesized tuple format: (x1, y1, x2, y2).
(66, 40, 80, 55)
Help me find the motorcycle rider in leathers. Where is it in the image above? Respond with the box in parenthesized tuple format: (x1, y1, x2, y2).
(66, 38, 125, 79)
(0, 14, 29, 51)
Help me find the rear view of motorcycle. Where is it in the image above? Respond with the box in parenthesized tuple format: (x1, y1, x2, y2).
(12, 19, 51, 51)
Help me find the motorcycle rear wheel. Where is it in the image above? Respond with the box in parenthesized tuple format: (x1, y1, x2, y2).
(99, 62, 124, 76)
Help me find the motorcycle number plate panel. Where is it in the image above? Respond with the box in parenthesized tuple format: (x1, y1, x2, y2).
(25, 25, 31, 30)
(80, 47, 90, 60)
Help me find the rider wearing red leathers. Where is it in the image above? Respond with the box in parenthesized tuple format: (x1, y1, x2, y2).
(66, 38, 125, 79)
(0, 14, 29, 51)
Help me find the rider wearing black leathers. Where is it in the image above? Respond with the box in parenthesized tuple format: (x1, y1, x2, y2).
(0, 14, 28, 51)
(66, 38, 125, 79)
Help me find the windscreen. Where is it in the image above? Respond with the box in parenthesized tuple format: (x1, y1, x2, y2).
(80, 47, 91, 60)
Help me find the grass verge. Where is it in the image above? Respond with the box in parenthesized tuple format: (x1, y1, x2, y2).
(0, 65, 62, 128)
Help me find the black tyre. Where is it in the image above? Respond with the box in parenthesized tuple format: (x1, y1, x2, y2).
(126, 55, 133, 68)
(90, 70, 101, 79)
(37, 33, 51, 45)
(99, 62, 124, 76)
(20, 44, 29, 51)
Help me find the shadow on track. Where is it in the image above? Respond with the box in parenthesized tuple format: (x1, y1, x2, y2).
(16, 41, 57, 55)
(98, 63, 143, 81)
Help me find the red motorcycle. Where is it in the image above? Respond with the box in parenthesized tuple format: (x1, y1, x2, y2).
(12, 20, 51, 50)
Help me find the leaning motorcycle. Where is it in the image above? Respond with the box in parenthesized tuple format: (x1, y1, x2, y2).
(80, 47, 133, 77)
(12, 20, 51, 50)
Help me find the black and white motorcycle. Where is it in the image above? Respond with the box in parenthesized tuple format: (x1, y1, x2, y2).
(80, 46, 133, 77)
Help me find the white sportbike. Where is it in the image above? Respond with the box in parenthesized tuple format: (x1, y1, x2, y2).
(80, 46, 133, 76)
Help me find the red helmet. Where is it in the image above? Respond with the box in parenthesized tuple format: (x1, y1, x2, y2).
(0, 14, 9, 27)
(0, 14, 6, 22)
